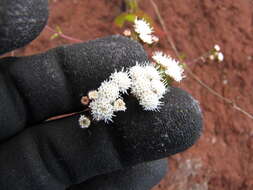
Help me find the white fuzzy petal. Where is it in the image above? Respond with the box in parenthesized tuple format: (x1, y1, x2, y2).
(134, 18, 153, 35)
(97, 81, 120, 102)
(110, 71, 132, 93)
(89, 99, 115, 123)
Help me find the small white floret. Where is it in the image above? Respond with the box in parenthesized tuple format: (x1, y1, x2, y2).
(214, 44, 221, 51)
(97, 81, 120, 102)
(152, 51, 185, 82)
(79, 115, 91, 128)
(131, 77, 151, 98)
(139, 93, 162, 111)
(129, 64, 146, 80)
(150, 80, 166, 98)
(144, 65, 162, 81)
(134, 18, 153, 35)
(129, 63, 166, 111)
(217, 52, 224, 62)
(134, 18, 155, 44)
(88, 90, 98, 100)
(89, 99, 115, 123)
(110, 71, 132, 93)
(123, 29, 131, 36)
(139, 33, 154, 44)
(209, 54, 215, 60)
(113, 99, 126, 112)
(152, 35, 159, 43)
(165, 65, 185, 82)
(152, 51, 178, 68)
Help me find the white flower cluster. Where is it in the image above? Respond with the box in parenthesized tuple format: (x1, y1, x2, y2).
(129, 64, 166, 111)
(134, 18, 158, 44)
(79, 64, 167, 127)
(89, 71, 131, 123)
(209, 44, 224, 62)
(152, 51, 185, 82)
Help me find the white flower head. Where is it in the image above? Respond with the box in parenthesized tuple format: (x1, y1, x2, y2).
(131, 77, 151, 98)
(129, 64, 146, 80)
(134, 18, 155, 44)
(209, 54, 215, 60)
(129, 63, 166, 111)
(144, 65, 162, 81)
(152, 35, 159, 43)
(140, 93, 163, 111)
(85, 63, 168, 124)
(152, 51, 175, 68)
(165, 65, 185, 82)
(113, 99, 126, 112)
(110, 71, 132, 93)
(139, 33, 154, 44)
(134, 18, 153, 35)
(150, 80, 166, 98)
(152, 51, 185, 82)
(214, 44, 221, 51)
(89, 99, 115, 123)
(97, 80, 120, 102)
(88, 90, 98, 100)
(123, 29, 131, 36)
(217, 52, 224, 62)
(79, 115, 91, 128)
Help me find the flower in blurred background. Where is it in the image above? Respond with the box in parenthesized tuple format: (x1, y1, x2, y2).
(152, 51, 185, 82)
(134, 18, 157, 44)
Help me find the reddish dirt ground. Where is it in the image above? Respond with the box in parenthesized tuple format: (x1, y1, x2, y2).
(4, 0, 253, 189)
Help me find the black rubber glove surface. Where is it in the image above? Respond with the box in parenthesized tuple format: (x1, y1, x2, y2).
(0, 0, 48, 54)
(0, 1, 203, 190)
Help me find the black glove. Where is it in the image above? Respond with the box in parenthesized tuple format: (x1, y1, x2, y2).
(0, 0, 203, 190)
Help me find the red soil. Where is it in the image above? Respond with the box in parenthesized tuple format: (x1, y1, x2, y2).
(6, 0, 253, 189)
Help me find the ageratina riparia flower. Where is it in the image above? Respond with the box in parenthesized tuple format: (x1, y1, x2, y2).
(97, 81, 120, 102)
(134, 18, 157, 44)
(88, 71, 132, 123)
(79, 115, 91, 128)
(217, 52, 224, 62)
(150, 80, 167, 98)
(140, 93, 163, 111)
(214, 44, 221, 52)
(129, 64, 166, 111)
(110, 71, 132, 94)
(209, 45, 224, 62)
(80, 63, 167, 126)
(89, 98, 115, 123)
(128, 64, 146, 80)
(134, 18, 153, 35)
(139, 33, 154, 44)
(88, 90, 98, 100)
(113, 98, 126, 111)
(144, 65, 162, 81)
(152, 51, 185, 82)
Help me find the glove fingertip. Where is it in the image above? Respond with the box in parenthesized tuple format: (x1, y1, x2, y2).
(111, 87, 203, 165)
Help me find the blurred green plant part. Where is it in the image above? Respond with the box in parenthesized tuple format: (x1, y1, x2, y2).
(114, 0, 154, 28)
(114, 13, 136, 27)
(50, 26, 63, 40)
(135, 10, 154, 25)
(125, 0, 139, 12)
(179, 53, 187, 61)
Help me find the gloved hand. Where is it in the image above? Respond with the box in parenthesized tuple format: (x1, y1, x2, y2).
(0, 0, 203, 190)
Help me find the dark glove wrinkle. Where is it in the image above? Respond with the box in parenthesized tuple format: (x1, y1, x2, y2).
(0, 0, 48, 54)
(69, 159, 168, 190)
(0, 58, 27, 141)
